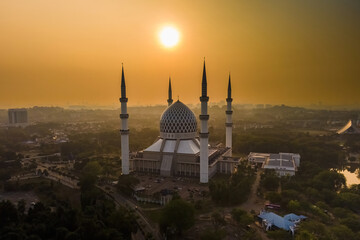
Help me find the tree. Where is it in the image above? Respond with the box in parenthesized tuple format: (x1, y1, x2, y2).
(340, 217, 360, 232)
(116, 175, 140, 196)
(330, 224, 356, 240)
(159, 199, 195, 236)
(0, 200, 18, 226)
(231, 208, 253, 226)
(107, 207, 138, 239)
(287, 200, 301, 212)
(260, 170, 280, 191)
(209, 163, 254, 205)
(334, 192, 360, 212)
(313, 170, 346, 191)
(267, 229, 291, 240)
(265, 191, 281, 203)
(297, 221, 331, 240)
(295, 230, 316, 240)
(79, 161, 102, 191)
(17, 199, 26, 217)
(79, 161, 103, 209)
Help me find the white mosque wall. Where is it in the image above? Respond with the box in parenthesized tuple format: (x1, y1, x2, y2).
(144, 139, 163, 152)
(177, 140, 200, 154)
(163, 140, 177, 153)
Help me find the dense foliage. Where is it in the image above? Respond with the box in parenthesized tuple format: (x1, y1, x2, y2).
(0, 196, 137, 240)
(159, 199, 195, 237)
(0, 159, 138, 240)
(263, 166, 360, 239)
(209, 162, 255, 206)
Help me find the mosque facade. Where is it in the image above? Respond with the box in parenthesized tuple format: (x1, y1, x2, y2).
(120, 62, 240, 183)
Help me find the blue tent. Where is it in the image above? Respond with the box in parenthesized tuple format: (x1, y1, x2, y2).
(284, 213, 307, 222)
(258, 212, 295, 231)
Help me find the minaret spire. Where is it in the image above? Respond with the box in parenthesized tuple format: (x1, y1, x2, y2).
(121, 64, 126, 99)
(199, 59, 210, 183)
(119, 64, 129, 175)
(202, 60, 207, 97)
(167, 77, 173, 106)
(225, 73, 233, 154)
(227, 74, 231, 99)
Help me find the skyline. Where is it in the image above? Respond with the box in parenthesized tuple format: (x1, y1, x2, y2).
(1, 0, 360, 108)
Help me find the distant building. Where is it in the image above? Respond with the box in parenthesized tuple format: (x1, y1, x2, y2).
(248, 152, 300, 176)
(8, 108, 28, 126)
(248, 152, 270, 164)
(337, 120, 360, 134)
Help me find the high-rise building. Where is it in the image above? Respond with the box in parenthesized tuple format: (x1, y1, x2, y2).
(8, 108, 28, 126)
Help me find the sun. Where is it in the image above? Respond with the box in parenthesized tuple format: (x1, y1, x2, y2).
(159, 26, 180, 48)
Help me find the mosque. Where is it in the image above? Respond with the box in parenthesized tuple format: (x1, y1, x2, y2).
(119, 62, 240, 183)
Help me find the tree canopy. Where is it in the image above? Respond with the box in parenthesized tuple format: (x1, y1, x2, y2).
(159, 199, 195, 237)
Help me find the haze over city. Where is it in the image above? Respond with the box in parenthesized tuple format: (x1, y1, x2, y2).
(2, 1, 360, 240)
(1, 0, 360, 108)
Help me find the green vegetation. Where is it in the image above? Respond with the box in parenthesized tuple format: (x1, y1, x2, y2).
(1, 105, 360, 239)
(260, 169, 280, 192)
(159, 199, 195, 237)
(261, 165, 360, 239)
(0, 198, 137, 240)
(4, 178, 80, 208)
(0, 175, 138, 240)
(231, 208, 253, 226)
(116, 175, 140, 197)
(209, 162, 255, 206)
(79, 161, 104, 209)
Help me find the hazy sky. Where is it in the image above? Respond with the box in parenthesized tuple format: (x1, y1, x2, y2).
(0, 0, 359, 108)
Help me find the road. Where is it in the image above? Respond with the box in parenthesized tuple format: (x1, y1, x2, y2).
(240, 169, 269, 240)
(240, 169, 265, 213)
(98, 185, 162, 240)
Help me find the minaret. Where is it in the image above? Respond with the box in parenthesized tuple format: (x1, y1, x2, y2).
(167, 77, 173, 106)
(226, 74, 233, 155)
(199, 60, 209, 183)
(119, 64, 129, 175)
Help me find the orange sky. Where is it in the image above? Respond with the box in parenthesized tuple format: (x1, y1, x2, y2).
(0, 0, 359, 108)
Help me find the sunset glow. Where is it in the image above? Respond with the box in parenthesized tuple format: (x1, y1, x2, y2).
(159, 26, 180, 48)
(0, 1, 359, 108)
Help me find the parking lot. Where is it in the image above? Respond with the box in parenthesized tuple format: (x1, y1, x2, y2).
(134, 173, 209, 201)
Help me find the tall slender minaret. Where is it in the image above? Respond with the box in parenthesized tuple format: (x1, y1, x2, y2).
(119, 64, 129, 175)
(226, 74, 233, 155)
(167, 77, 173, 106)
(199, 60, 209, 183)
